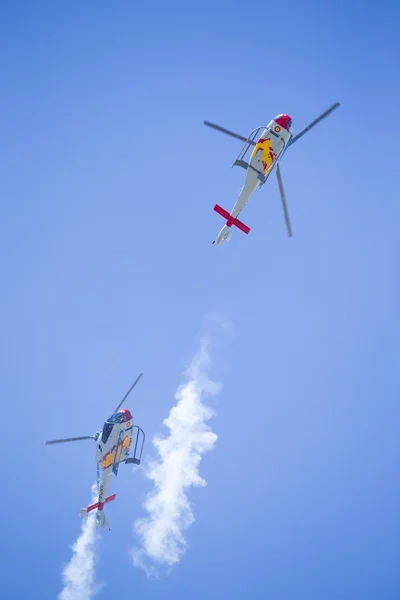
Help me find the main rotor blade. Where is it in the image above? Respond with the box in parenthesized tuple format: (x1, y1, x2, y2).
(289, 102, 340, 145)
(204, 120, 252, 144)
(276, 164, 293, 237)
(114, 372, 143, 413)
(45, 436, 94, 445)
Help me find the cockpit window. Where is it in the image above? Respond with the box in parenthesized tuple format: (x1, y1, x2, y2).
(101, 422, 114, 444)
(107, 412, 125, 424)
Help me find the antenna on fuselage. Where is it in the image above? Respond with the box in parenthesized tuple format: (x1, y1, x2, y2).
(114, 373, 143, 413)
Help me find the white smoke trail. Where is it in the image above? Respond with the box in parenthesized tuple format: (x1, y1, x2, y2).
(58, 485, 102, 600)
(132, 340, 221, 575)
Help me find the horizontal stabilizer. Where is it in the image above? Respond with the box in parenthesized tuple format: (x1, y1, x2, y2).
(213, 204, 230, 220)
(213, 204, 250, 234)
(86, 493, 116, 513)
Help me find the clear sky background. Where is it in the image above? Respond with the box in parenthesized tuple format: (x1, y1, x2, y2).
(1, 0, 400, 598)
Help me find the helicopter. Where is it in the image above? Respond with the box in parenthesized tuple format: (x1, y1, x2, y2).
(45, 373, 145, 531)
(204, 102, 340, 245)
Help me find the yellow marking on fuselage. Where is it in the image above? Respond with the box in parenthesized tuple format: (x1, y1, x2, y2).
(100, 434, 132, 469)
(251, 138, 276, 173)
(122, 435, 131, 450)
(101, 449, 116, 469)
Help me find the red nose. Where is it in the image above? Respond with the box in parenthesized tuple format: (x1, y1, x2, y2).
(274, 114, 292, 130)
(120, 408, 133, 422)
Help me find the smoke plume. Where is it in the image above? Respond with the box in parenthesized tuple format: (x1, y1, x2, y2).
(58, 485, 102, 600)
(132, 340, 221, 575)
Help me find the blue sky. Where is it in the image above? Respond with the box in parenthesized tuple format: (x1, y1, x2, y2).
(1, 0, 400, 598)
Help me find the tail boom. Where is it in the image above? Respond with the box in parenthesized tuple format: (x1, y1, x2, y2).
(213, 204, 250, 234)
